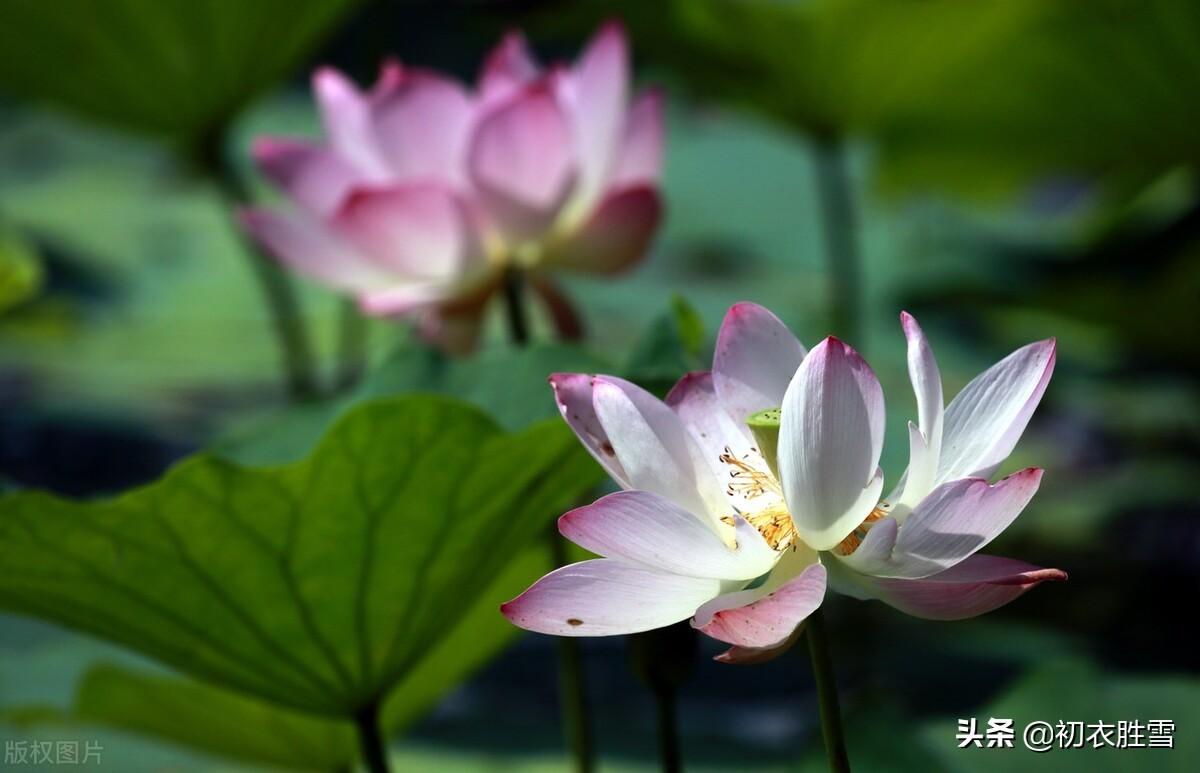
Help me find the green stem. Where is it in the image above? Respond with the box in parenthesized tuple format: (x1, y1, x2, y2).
(550, 532, 596, 773)
(200, 132, 320, 401)
(805, 609, 851, 772)
(353, 701, 391, 773)
(335, 297, 368, 392)
(813, 139, 863, 348)
(501, 267, 530, 346)
(653, 682, 682, 773)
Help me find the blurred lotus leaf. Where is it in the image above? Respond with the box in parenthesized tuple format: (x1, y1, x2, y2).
(922, 659, 1200, 771)
(0, 227, 43, 314)
(0, 0, 360, 147)
(0, 546, 552, 771)
(0, 395, 602, 718)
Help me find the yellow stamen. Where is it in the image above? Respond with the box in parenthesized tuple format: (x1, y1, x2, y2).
(718, 447, 795, 550)
(831, 503, 890, 556)
(743, 502, 797, 551)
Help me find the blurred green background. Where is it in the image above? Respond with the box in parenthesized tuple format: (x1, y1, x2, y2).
(1, 0, 1197, 770)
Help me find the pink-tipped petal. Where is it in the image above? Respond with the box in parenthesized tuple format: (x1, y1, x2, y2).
(333, 184, 485, 280)
(239, 208, 389, 292)
(252, 138, 362, 217)
(468, 80, 576, 242)
(779, 337, 886, 551)
(828, 554, 1067, 621)
(937, 338, 1057, 485)
(478, 30, 540, 107)
(567, 21, 630, 207)
(559, 490, 776, 581)
(372, 71, 474, 186)
(610, 88, 664, 188)
(501, 559, 723, 637)
(548, 185, 661, 274)
(549, 373, 631, 488)
(693, 563, 826, 649)
(592, 375, 727, 524)
(880, 468, 1044, 579)
(713, 302, 807, 423)
(312, 67, 389, 178)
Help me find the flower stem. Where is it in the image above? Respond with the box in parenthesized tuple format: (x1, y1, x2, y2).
(353, 701, 391, 773)
(335, 297, 368, 392)
(504, 267, 595, 771)
(653, 682, 682, 773)
(199, 132, 320, 401)
(812, 139, 863, 348)
(805, 609, 851, 772)
(502, 267, 530, 347)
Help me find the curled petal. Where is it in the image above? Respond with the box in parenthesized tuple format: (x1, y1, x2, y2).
(548, 185, 661, 274)
(827, 553, 1066, 620)
(500, 559, 722, 637)
(714, 625, 806, 664)
(549, 373, 631, 488)
(713, 302, 807, 424)
(693, 562, 827, 649)
(779, 337, 885, 551)
(893, 312, 944, 511)
(937, 338, 1056, 485)
(592, 376, 727, 527)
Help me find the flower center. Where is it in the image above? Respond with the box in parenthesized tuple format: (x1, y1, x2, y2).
(719, 446, 797, 550)
(830, 502, 891, 556)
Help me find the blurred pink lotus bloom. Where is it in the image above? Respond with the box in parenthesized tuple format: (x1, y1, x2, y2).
(241, 22, 662, 352)
(501, 304, 1065, 663)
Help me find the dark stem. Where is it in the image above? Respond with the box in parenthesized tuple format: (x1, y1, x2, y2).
(805, 609, 851, 772)
(198, 130, 320, 401)
(502, 268, 530, 347)
(653, 683, 682, 773)
(353, 701, 391, 773)
(812, 139, 863, 348)
(335, 297, 368, 392)
(549, 528, 596, 773)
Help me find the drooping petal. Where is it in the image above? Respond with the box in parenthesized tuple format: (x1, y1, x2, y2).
(529, 274, 585, 341)
(878, 469, 1044, 578)
(372, 71, 474, 186)
(826, 553, 1066, 620)
(239, 208, 390, 292)
(565, 21, 629, 209)
(779, 337, 885, 551)
(893, 312, 944, 513)
(936, 339, 1057, 485)
(500, 559, 723, 636)
(332, 183, 485, 280)
(312, 67, 389, 178)
(549, 373, 631, 488)
(251, 138, 362, 217)
(558, 490, 777, 581)
(546, 185, 661, 274)
(592, 376, 728, 529)
(693, 562, 826, 649)
(609, 89, 664, 188)
(478, 30, 540, 107)
(467, 80, 576, 242)
(713, 626, 806, 664)
(713, 302, 807, 424)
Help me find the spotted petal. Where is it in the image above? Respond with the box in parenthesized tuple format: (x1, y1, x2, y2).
(501, 559, 722, 637)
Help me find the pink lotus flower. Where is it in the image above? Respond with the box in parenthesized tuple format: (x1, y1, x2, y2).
(501, 303, 1065, 662)
(241, 22, 662, 352)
